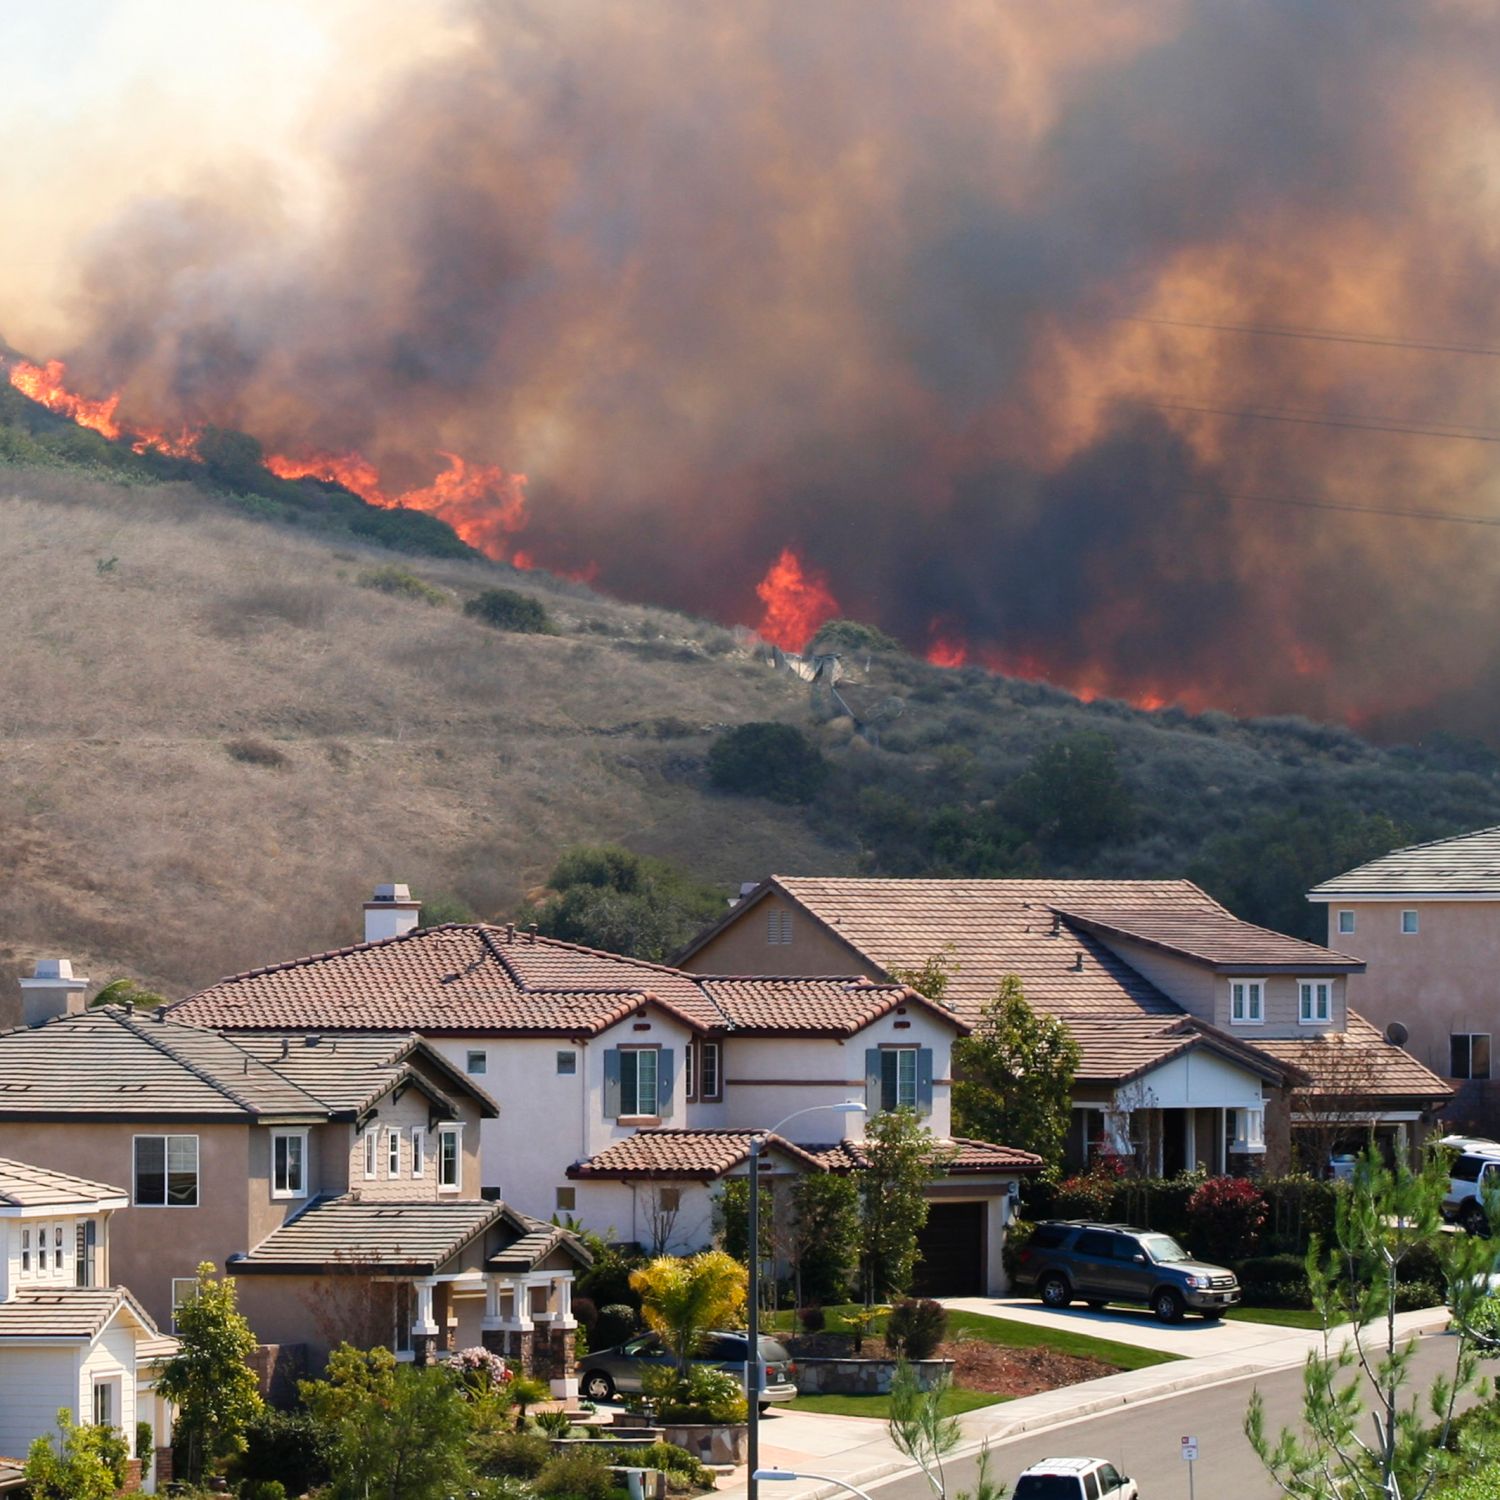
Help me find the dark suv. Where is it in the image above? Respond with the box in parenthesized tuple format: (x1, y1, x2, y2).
(1016, 1220, 1241, 1323)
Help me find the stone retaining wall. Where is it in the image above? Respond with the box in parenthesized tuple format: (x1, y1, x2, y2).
(792, 1357, 955, 1394)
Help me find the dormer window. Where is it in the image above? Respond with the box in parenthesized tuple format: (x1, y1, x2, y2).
(272, 1130, 308, 1199)
(1229, 980, 1264, 1025)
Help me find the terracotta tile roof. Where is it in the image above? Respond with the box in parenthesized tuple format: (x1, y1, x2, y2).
(0, 1460, 22, 1494)
(1062, 1015, 1288, 1085)
(1253, 1012, 1453, 1101)
(171, 923, 938, 1039)
(0, 1285, 165, 1342)
(568, 1130, 828, 1180)
(0, 1158, 127, 1210)
(805, 1137, 1045, 1175)
(1310, 825, 1500, 898)
(488, 1212, 593, 1271)
(1052, 905, 1363, 971)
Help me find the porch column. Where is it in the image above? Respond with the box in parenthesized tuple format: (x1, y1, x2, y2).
(496, 1275, 535, 1373)
(546, 1274, 579, 1400)
(480, 1275, 507, 1357)
(412, 1277, 440, 1366)
(1218, 1109, 1227, 1175)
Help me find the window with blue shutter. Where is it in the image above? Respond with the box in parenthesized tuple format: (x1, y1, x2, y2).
(872, 1047, 934, 1114)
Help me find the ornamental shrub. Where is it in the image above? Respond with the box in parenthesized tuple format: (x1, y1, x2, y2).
(884, 1298, 948, 1361)
(707, 721, 830, 804)
(593, 1303, 640, 1348)
(471, 1430, 551, 1479)
(798, 1304, 826, 1333)
(1187, 1176, 1267, 1263)
(464, 587, 554, 634)
(534, 1449, 617, 1500)
(1052, 1159, 1125, 1221)
(1234, 1254, 1310, 1308)
(643, 1364, 748, 1423)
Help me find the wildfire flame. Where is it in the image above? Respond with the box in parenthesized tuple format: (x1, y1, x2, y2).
(7, 360, 121, 441)
(753, 547, 839, 651)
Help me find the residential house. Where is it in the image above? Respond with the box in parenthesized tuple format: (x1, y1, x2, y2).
(166, 887, 1042, 1296)
(678, 877, 1452, 1172)
(1309, 825, 1500, 1130)
(0, 983, 589, 1392)
(0, 1158, 175, 1492)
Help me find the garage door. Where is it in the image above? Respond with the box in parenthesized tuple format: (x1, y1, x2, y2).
(912, 1200, 985, 1297)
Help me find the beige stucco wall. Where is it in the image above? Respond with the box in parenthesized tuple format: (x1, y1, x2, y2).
(1326, 898, 1500, 1084)
(687, 894, 877, 979)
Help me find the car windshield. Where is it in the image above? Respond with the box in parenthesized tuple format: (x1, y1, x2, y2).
(1014, 1476, 1082, 1499)
(1141, 1233, 1190, 1262)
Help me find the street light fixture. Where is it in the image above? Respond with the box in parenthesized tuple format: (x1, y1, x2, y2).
(747, 1099, 867, 1500)
(754, 1468, 876, 1500)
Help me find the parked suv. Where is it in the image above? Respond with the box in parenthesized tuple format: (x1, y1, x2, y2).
(577, 1330, 797, 1410)
(1440, 1138, 1500, 1235)
(1016, 1220, 1240, 1322)
(1013, 1456, 1138, 1499)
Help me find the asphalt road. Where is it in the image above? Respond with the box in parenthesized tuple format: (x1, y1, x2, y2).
(867, 1332, 1473, 1500)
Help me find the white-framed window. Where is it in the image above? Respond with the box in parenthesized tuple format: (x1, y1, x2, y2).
(556, 1186, 576, 1212)
(52, 1223, 66, 1277)
(557, 1051, 577, 1075)
(684, 1044, 695, 1101)
(1337, 910, 1355, 935)
(19, 1226, 30, 1276)
(1299, 979, 1333, 1025)
(1229, 980, 1264, 1025)
(36, 1223, 47, 1272)
(410, 1126, 426, 1178)
(387, 1127, 402, 1178)
(437, 1126, 461, 1191)
(75, 1220, 98, 1288)
(272, 1130, 308, 1199)
(700, 1041, 720, 1101)
(620, 1049, 659, 1117)
(134, 1134, 199, 1207)
(1401, 909, 1420, 935)
(466, 1050, 487, 1075)
(767, 908, 792, 944)
(171, 1276, 200, 1334)
(880, 1047, 919, 1111)
(1452, 1033, 1492, 1080)
(92, 1378, 117, 1429)
(363, 1128, 379, 1180)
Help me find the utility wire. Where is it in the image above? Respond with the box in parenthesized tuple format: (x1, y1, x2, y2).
(1144, 398, 1500, 444)
(1116, 313, 1500, 359)
(1178, 486, 1500, 529)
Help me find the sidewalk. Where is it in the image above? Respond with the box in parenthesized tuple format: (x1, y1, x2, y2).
(713, 1304, 1452, 1500)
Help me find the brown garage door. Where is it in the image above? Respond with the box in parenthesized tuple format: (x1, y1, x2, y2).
(911, 1200, 985, 1297)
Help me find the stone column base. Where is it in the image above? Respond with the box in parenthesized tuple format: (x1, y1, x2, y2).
(413, 1332, 439, 1366)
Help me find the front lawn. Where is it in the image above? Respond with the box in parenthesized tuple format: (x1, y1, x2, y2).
(786, 1386, 1005, 1419)
(1223, 1305, 1327, 1329)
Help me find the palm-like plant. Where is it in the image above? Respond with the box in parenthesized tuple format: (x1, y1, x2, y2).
(628, 1250, 747, 1368)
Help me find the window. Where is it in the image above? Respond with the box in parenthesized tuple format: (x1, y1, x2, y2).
(272, 1130, 307, 1199)
(700, 1042, 720, 1100)
(1401, 909, 1420, 935)
(605, 1047, 673, 1119)
(620, 1049, 658, 1117)
(135, 1135, 199, 1207)
(1075, 1230, 1116, 1257)
(1229, 980, 1264, 1025)
(92, 1379, 115, 1429)
(363, 1128, 379, 1180)
(767, 908, 792, 945)
(684, 1043, 695, 1101)
(53, 1224, 65, 1276)
(1299, 979, 1333, 1025)
(466, 1050, 487, 1075)
(556, 1186, 576, 1212)
(387, 1127, 401, 1178)
(556, 1051, 577, 1075)
(1337, 910, 1355, 934)
(438, 1127, 461, 1190)
(75, 1220, 97, 1288)
(19, 1227, 29, 1276)
(881, 1048, 919, 1111)
(411, 1126, 426, 1177)
(171, 1277, 200, 1334)
(1452, 1033, 1492, 1080)
(658, 1187, 681, 1212)
(37, 1226, 47, 1271)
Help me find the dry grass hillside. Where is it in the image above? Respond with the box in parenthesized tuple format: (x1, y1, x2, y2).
(0, 468, 851, 1012)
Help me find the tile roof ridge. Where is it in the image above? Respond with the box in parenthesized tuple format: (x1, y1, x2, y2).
(478, 923, 703, 978)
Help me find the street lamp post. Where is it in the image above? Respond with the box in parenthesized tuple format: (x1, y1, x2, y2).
(746, 1100, 866, 1500)
(754, 1468, 876, 1500)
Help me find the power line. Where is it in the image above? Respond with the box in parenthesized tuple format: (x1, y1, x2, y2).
(1117, 313, 1500, 359)
(1178, 485, 1500, 529)
(1145, 398, 1500, 444)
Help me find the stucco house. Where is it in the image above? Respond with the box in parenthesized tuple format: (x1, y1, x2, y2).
(1309, 825, 1500, 1131)
(678, 876, 1451, 1172)
(0, 1158, 176, 1493)
(0, 988, 589, 1393)
(165, 887, 1041, 1296)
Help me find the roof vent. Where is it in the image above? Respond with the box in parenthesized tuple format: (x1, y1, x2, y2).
(1073, 952, 1085, 972)
(506, 922, 516, 942)
(363, 883, 421, 943)
(527, 923, 538, 944)
(19, 958, 90, 1028)
(1050, 914, 1062, 937)
(1385, 1021, 1410, 1047)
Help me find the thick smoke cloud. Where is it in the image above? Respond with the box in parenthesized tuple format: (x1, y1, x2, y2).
(8, 0, 1500, 736)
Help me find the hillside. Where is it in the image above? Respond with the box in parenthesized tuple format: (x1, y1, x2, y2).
(3, 455, 1500, 1018)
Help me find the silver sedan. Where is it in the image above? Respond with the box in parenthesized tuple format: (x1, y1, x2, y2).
(577, 1330, 799, 1410)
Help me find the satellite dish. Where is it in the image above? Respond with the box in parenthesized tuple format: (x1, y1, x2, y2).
(1385, 1021, 1410, 1047)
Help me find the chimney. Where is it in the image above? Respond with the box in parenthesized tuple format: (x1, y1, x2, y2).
(363, 883, 421, 943)
(19, 959, 90, 1027)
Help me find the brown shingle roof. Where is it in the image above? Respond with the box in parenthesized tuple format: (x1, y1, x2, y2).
(1253, 1012, 1452, 1101)
(1310, 825, 1500, 898)
(568, 1130, 828, 1180)
(0, 1286, 166, 1342)
(171, 923, 943, 1039)
(1052, 906, 1363, 972)
(0, 1159, 127, 1210)
(0, 1459, 22, 1493)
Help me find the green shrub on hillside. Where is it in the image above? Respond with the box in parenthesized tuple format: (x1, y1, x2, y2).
(464, 588, 555, 634)
(708, 721, 829, 803)
(809, 618, 903, 655)
(358, 564, 449, 605)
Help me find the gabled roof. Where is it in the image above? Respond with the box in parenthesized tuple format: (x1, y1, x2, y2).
(803, 1137, 1044, 1175)
(1309, 826, 1500, 899)
(0, 1285, 169, 1344)
(0, 1159, 127, 1211)
(1253, 1012, 1452, 1102)
(1064, 1015, 1292, 1086)
(567, 1129, 829, 1181)
(488, 1210, 594, 1272)
(1052, 906, 1363, 973)
(169, 922, 944, 1039)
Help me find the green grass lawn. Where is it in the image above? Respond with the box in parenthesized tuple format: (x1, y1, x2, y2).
(1223, 1305, 1327, 1329)
(785, 1387, 1005, 1419)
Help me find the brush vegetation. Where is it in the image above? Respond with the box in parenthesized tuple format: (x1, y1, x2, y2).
(2, 440, 1499, 1015)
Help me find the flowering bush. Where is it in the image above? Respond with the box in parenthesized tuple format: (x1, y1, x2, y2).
(448, 1345, 509, 1395)
(1053, 1157, 1126, 1220)
(1187, 1176, 1267, 1263)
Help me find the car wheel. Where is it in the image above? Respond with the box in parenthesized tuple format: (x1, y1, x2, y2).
(1463, 1202, 1490, 1237)
(1039, 1273, 1072, 1309)
(1087, 1300, 1107, 1311)
(581, 1371, 616, 1401)
(1153, 1288, 1185, 1323)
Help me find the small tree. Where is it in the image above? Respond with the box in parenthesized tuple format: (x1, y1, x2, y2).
(713, 1178, 773, 1269)
(24, 1409, 127, 1500)
(1000, 732, 1134, 856)
(1245, 1147, 1498, 1499)
(790, 1172, 862, 1306)
(707, 721, 830, 804)
(630, 1250, 747, 1367)
(463, 587, 554, 634)
(888, 1364, 1007, 1500)
(889, 946, 958, 1005)
(157, 1261, 263, 1484)
(301, 1343, 473, 1500)
(859, 1109, 946, 1303)
(644, 1186, 683, 1256)
(952, 975, 1079, 1175)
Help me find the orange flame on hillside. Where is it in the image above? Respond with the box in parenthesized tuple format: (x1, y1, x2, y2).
(753, 547, 839, 651)
(7, 360, 121, 440)
(264, 450, 386, 505)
